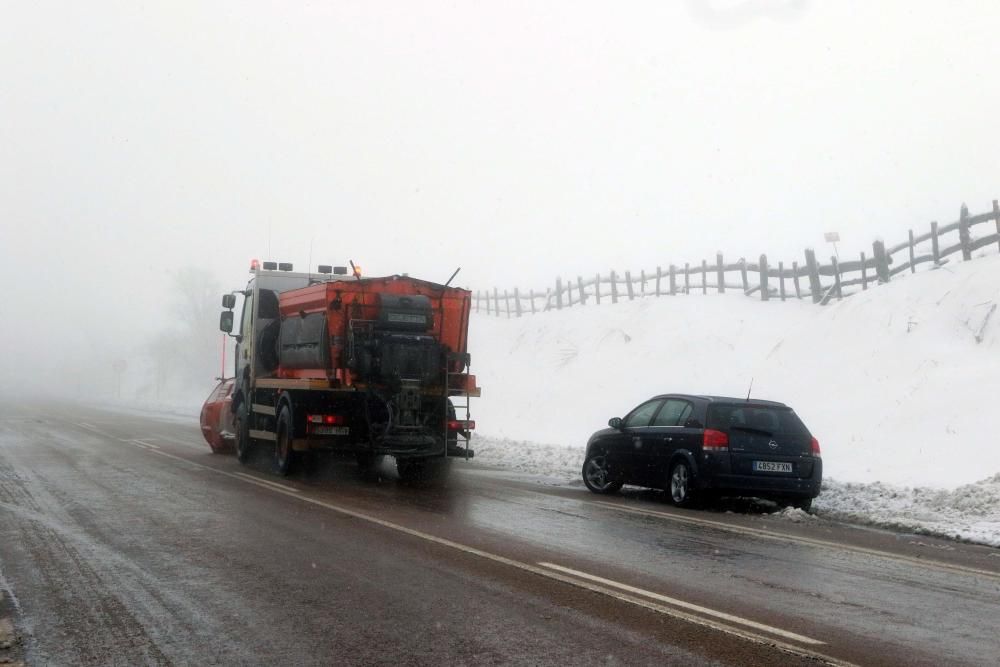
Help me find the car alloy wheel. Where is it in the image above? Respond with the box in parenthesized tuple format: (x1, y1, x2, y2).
(669, 460, 695, 507)
(582, 454, 623, 494)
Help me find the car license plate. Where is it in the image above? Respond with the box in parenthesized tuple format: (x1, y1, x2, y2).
(313, 426, 350, 436)
(753, 461, 792, 473)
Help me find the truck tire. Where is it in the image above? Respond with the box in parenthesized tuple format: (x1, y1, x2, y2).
(234, 401, 254, 464)
(274, 405, 295, 476)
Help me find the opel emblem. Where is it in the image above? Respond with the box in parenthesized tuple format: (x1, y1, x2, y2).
(768, 440, 778, 450)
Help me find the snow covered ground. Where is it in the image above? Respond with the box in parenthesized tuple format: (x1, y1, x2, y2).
(470, 253, 1000, 546)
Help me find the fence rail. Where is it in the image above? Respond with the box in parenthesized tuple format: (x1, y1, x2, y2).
(474, 199, 1000, 316)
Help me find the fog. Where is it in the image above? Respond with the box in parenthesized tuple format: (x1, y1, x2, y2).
(2, 1, 998, 400)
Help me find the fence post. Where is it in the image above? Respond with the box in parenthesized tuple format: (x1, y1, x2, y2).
(908, 229, 916, 273)
(804, 249, 821, 303)
(701, 260, 708, 294)
(684, 263, 690, 294)
(994, 200, 1000, 253)
(930, 221, 940, 264)
(513, 288, 521, 317)
(555, 277, 563, 310)
(577, 276, 586, 305)
(792, 261, 802, 298)
(594, 275, 601, 305)
(739, 258, 749, 293)
(860, 252, 867, 290)
(669, 265, 677, 295)
(494, 287, 501, 316)
(625, 271, 635, 300)
(716, 253, 725, 293)
(831, 257, 842, 300)
(568, 278, 575, 308)
(759, 254, 769, 301)
(655, 266, 662, 296)
(778, 261, 786, 301)
(959, 203, 972, 260)
(610, 271, 619, 304)
(872, 240, 890, 283)
(504, 290, 511, 318)
(640, 270, 646, 296)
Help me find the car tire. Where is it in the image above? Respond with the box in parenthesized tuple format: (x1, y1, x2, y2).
(667, 460, 698, 508)
(582, 453, 624, 495)
(274, 405, 295, 477)
(234, 402, 254, 464)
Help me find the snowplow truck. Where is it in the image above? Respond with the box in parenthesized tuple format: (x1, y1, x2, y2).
(218, 261, 478, 480)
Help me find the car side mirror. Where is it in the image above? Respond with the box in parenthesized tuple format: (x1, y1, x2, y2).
(608, 417, 623, 430)
(222, 293, 236, 309)
(219, 310, 234, 334)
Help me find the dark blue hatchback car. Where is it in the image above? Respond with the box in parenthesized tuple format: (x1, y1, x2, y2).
(582, 394, 822, 510)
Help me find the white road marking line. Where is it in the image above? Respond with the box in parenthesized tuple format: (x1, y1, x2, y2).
(129, 439, 160, 450)
(119, 446, 851, 666)
(233, 472, 300, 493)
(538, 562, 823, 645)
(592, 501, 1000, 582)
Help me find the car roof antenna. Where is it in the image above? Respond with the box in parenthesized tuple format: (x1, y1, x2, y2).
(746, 377, 754, 402)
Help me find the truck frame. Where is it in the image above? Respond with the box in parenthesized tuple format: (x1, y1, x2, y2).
(219, 261, 478, 481)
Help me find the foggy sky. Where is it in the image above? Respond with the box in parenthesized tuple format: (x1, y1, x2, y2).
(2, 1, 999, 394)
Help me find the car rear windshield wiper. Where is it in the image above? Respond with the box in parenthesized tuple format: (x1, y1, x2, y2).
(728, 426, 774, 437)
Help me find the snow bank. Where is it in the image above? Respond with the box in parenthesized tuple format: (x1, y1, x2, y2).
(469, 253, 1000, 544)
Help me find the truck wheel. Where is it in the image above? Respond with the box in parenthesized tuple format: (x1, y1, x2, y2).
(234, 402, 254, 464)
(274, 405, 295, 477)
(667, 460, 698, 508)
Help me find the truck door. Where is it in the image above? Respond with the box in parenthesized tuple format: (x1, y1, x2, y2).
(235, 291, 254, 386)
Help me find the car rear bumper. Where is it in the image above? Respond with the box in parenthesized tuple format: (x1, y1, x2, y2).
(699, 471, 822, 499)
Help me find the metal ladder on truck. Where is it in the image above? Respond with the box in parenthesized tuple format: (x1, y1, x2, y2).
(445, 352, 474, 459)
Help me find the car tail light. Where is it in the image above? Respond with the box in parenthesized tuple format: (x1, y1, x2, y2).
(447, 420, 476, 431)
(307, 414, 346, 425)
(810, 437, 821, 457)
(703, 429, 729, 452)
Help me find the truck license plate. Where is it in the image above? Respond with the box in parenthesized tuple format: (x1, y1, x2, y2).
(753, 461, 792, 473)
(313, 426, 350, 436)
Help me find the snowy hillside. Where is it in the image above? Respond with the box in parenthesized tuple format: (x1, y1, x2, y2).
(470, 254, 1000, 544)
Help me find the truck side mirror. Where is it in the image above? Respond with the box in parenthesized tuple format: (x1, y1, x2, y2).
(608, 417, 623, 430)
(219, 311, 234, 334)
(222, 294, 236, 309)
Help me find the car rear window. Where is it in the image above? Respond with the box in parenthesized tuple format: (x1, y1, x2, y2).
(706, 403, 811, 440)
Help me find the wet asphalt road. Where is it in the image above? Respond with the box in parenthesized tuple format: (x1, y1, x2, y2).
(1, 403, 999, 666)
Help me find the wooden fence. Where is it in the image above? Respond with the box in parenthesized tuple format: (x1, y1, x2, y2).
(474, 200, 1000, 316)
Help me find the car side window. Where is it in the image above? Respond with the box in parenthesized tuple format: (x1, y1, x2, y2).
(623, 400, 664, 428)
(651, 399, 694, 427)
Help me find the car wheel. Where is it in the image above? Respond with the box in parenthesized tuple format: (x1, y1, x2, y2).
(234, 402, 254, 464)
(582, 453, 624, 495)
(274, 405, 295, 476)
(668, 460, 698, 508)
